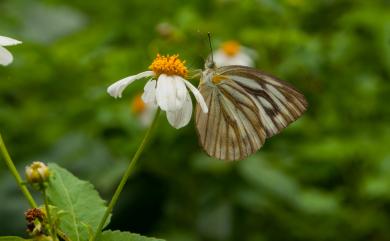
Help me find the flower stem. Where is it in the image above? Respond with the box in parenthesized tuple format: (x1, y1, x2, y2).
(42, 186, 57, 241)
(0, 133, 37, 208)
(91, 108, 161, 241)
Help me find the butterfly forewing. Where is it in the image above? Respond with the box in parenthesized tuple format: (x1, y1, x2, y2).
(196, 65, 308, 161)
(218, 65, 308, 137)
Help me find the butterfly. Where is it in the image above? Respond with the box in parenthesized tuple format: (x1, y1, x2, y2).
(195, 58, 308, 161)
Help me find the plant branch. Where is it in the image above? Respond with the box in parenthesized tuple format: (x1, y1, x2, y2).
(43, 186, 58, 241)
(0, 133, 37, 208)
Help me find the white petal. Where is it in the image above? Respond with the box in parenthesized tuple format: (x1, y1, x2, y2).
(213, 50, 254, 67)
(155, 75, 172, 110)
(175, 76, 189, 106)
(241, 46, 258, 59)
(166, 93, 193, 129)
(184, 79, 208, 113)
(141, 79, 157, 106)
(156, 74, 187, 111)
(107, 71, 154, 98)
(212, 50, 229, 67)
(234, 52, 254, 67)
(0, 46, 13, 66)
(0, 36, 22, 46)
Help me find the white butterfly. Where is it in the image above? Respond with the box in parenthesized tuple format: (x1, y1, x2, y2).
(195, 58, 308, 161)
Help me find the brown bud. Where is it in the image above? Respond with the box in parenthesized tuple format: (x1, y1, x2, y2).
(25, 208, 47, 236)
(25, 208, 45, 222)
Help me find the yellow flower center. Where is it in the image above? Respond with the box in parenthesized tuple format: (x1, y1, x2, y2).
(131, 94, 146, 114)
(149, 54, 188, 78)
(221, 41, 240, 56)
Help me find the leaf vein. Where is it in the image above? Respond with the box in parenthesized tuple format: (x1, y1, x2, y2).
(56, 170, 81, 241)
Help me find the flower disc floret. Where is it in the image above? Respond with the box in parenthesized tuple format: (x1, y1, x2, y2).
(221, 41, 240, 56)
(149, 54, 188, 78)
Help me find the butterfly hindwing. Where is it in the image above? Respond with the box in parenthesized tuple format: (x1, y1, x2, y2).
(196, 65, 308, 161)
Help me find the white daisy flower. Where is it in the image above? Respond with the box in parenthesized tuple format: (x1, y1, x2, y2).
(108, 54, 208, 129)
(212, 41, 256, 67)
(131, 93, 157, 127)
(0, 36, 22, 66)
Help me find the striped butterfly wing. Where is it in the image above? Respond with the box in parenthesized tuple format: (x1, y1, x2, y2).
(196, 76, 267, 161)
(195, 65, 308, 161)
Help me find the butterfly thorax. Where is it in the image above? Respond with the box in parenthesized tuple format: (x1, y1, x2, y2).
(201, 65, 227, 88)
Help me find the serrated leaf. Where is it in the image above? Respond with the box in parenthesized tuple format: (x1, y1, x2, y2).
(46, 163, 109, 241)
(97, 230, 165, 241)
(0, 237, 31, 241)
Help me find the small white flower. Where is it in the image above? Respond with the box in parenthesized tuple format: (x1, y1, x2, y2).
(155, 22, 175, 38)
(0, 36, 22, 66)
(212, 41, 256, 67)
(108, 54, 208, 129)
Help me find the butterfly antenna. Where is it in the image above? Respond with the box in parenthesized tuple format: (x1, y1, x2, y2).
(208, 32, 214, 63)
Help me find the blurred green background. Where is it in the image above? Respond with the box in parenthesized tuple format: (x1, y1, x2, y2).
(1, 0, 390, 240)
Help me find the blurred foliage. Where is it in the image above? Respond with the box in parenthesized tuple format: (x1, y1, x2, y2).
(0, 0, 389, 240)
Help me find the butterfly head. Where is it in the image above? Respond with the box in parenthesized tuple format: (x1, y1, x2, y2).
(201, 62, 227, 88)
(205, 55, 216, 70)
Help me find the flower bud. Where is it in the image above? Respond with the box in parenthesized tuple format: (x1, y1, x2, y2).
(25, 208, 47, 236)
(25, 161, 50, 184)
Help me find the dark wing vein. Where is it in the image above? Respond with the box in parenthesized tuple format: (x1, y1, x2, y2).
(196, 78, 266, 161)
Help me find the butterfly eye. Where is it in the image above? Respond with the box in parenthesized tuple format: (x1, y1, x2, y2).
(205, 57, 215, 69)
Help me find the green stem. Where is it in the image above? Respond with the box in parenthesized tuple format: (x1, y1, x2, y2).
(0, 133, 37, 208)
(91, 108, 161, 241)
(43, 186, 57, 241)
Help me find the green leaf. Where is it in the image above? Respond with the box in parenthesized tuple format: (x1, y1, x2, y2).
(0, 237, 31, 241)
(46, 163, 109, 241)
(97, 230, 165, 241)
